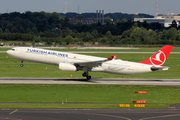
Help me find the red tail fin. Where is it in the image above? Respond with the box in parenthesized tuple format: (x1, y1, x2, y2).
(139, 45, 173, 66)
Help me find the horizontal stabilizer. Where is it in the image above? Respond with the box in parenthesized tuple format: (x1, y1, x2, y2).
(151, 66, 169, 71)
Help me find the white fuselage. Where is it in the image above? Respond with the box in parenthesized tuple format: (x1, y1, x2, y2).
(7, 47, 154, 75)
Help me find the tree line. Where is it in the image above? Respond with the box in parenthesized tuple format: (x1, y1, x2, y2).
(0, 11, 180, 46)
(59, 12, 154, 19)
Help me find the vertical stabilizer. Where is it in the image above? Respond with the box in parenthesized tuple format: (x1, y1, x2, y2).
(139, 45, 173, 66)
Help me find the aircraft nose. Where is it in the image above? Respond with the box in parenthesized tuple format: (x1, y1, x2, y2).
(6, 50, 11, 55)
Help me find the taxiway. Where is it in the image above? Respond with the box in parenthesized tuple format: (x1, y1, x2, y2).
(1, 108, 180, 120)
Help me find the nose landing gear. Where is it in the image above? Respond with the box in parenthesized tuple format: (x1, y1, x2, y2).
(20, 60, 23, 67)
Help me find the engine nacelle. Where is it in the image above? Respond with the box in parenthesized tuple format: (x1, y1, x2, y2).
(59, 63, 77, 71)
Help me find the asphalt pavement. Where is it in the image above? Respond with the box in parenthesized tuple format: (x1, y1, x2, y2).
(0, 78, 180, 86)
(1, 78, 180, 119)
(1, 108, 180, 120)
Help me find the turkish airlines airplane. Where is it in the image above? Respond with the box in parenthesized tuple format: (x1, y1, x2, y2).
(6, 45, 173, 80)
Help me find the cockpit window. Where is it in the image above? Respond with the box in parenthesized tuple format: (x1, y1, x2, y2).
(11, 49, 15, 51)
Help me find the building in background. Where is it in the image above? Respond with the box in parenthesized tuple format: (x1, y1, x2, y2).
(134, 14, 180, 27)
(157, 15, 180, 22)
(134, 17, 178, 27)
(134, 0, 180, 28)
(68, 18, 96, 25)
(69, 10, 105, 25)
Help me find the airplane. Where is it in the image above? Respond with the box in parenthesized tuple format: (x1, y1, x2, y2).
(6, 45, 173, 80)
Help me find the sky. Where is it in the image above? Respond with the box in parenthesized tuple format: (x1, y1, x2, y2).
(0, 0, 180, 16)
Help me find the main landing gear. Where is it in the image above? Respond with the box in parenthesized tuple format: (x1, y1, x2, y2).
(82, 72, 91, 81)
(20, 60, 24, 67)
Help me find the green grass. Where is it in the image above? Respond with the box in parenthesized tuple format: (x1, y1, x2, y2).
(0, 51, 180, 109)
(0, 52, 179, 79)
(0, 104, 168, 109)
(0, 47, 12, 51)
(0, 84, 178, 109)
(2, 46, 180, 52)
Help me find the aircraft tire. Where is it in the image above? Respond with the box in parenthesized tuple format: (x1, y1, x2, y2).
(82, 72, 86, 77)
(86, 76, 91, 80)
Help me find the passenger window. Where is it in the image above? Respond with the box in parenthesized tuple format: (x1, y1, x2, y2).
(11, 49, 15, 51)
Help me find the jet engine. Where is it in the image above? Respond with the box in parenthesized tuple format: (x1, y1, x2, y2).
(59, 63, 77, 71)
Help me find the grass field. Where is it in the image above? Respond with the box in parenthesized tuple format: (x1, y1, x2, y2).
(0, 84, 178, 109)
(0, 52, 179, 79)
(1, 46, 180, 52)
(45, 47, 180, 52)
(0, 48, 179, 109)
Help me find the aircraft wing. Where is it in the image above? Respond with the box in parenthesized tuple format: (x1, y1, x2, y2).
(74, 55, 117, 68)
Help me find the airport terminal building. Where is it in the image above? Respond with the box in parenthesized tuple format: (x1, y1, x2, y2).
(134, 15, 180, 27)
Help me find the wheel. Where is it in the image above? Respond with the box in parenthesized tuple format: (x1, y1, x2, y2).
(82, 72, 86, 77)
(20, 64, 23, 67)
(86, 76, 91, 80)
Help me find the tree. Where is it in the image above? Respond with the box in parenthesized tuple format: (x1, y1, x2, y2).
(32, 27, 38, 35)
(32, 40, 35, 47)
(48, 12, 61, 24)
(97, 22, 101, 26)
(45, 40, 53, 46)
(106, 31, 112, 38)
(75, 15, 86, 18)
(168, 27, 177, 40)
(0, 28, 3, 33)
(32, 36, 41, 43)
(104, 16, 111, 23)
(4, 29, 10, 33)
(100, 37, 108, 44)
(130, 27, 141, 44)
(177, 31, 180, 41)
(52, 12, 61, 19)
(63, 28, 72, 37)
(65, 35, 74, 45)
(162, 30, 169, 40)
(11, 27, 18, 33)
(91, 30, 98, 38)
(26, 28, 31, 33)
(148, 29, 157, 44)
(170, 20, 177, 28)
(6, 23, 14, 30)
(57, 29, 63, 37)
(121, 29, 132, 39)
(21, 34, 33, 41)
(149, 22, 163, 30)
(19, 27, 25, 33)
(82, 32, 94, 42)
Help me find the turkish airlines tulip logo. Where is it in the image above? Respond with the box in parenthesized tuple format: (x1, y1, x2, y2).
(150, 51, 166, 66)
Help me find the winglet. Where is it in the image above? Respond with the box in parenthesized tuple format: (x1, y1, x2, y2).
(139, 45, 173, 66)
(107, 55, 117, 60)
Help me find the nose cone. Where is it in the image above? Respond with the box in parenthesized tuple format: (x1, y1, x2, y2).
(6, 50, 13, 56)
(6, 50, 10, 55)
